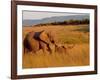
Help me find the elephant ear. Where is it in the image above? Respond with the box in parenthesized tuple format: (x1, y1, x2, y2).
(48, 31, 56, 44)
(39, 31, 50, 44)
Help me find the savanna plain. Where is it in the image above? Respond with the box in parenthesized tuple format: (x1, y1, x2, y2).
(23, 24, 89, 68)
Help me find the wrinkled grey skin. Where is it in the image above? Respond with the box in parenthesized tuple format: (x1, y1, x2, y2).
(23, 30, 56, 54)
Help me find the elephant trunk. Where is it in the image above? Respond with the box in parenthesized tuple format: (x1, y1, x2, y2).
(48, 43, 56, 54)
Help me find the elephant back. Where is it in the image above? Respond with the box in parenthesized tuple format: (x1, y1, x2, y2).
(24, 31, 39, 52)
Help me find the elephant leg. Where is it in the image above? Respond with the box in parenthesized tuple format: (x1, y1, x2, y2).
(39, 41, 48, 54)
(48, 43, 55, 54)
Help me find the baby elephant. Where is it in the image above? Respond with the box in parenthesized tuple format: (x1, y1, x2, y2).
(55, 44, 75, 54)
(55, 44, 67, 54)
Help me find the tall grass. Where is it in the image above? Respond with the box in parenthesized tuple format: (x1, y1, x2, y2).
(22, 24, 89, 68)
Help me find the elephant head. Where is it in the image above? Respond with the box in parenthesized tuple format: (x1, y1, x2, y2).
(39, 31, 56, 44)
(39, 30, 57, 53)
(39, 30, 51, 44)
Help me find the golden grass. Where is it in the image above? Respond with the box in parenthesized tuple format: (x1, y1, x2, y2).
(22, 24, 89, 68)
(23, 44, 89, 68)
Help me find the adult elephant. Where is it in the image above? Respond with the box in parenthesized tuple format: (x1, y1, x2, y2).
(23, 30, 56, 54)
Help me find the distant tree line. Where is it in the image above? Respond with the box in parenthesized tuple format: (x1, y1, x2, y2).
(34, 19, 89, 27)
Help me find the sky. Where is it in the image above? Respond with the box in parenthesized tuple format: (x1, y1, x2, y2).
(23, 11, 88, 20)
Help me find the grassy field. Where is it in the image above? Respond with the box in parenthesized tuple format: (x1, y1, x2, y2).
(22, 24, 89, 68)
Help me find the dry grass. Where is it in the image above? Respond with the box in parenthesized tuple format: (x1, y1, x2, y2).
(22, 24, 89, 68)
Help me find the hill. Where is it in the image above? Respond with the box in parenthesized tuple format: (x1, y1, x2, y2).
(23, 14, 89, 26)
